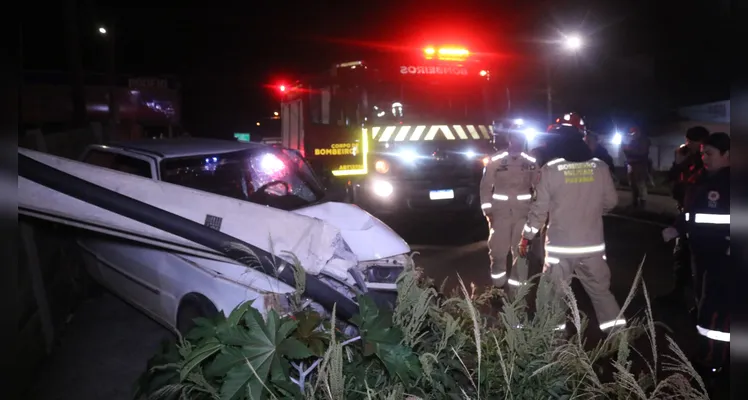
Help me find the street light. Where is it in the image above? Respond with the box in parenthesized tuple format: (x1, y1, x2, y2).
(564, 34, 582, 51)
(273, 111, 279, 116)
(545, 32, 585, 121)
(256, 122, 261, 126)
(98, 26, 107, 35)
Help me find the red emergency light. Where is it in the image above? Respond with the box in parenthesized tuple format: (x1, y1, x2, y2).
(279, 84, 286, 92)
(424, 46, 470, 61)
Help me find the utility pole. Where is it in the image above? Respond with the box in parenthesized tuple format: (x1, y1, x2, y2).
(545, 58, 553, 123)
(19, 22, 24, 129)
(65, 0, 87, 127)
(106, 21, 118, 130)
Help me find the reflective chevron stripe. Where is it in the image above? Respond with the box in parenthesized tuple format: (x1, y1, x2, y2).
(371, 125, 492, 142)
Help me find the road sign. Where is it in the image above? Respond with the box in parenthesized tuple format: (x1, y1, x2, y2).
(234, 133, 251, 142)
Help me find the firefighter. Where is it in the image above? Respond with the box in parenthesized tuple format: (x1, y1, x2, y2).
(662, 132, 730, 385)
(622, 126, 651, 209)
(480, 129, 538, 291)
(518, 119, 624, 334)
(659, 126, 709, 305)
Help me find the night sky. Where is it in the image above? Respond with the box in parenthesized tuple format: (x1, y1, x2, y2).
(22, 0, 729, 137)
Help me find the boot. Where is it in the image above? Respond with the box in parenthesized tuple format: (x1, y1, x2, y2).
(694, 362, 729, 397)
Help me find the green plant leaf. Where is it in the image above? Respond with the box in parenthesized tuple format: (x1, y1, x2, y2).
(180, 337, 223, 382)
(292, 311, 329, 357)
(227, 300, 255, 326)
(212, 307, 303, 399)
(279, 337, 314, 360)
(352, 295, 421, 387)
(186, 317, 219, 342)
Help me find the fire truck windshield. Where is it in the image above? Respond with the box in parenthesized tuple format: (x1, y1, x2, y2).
(368, 80, 486, 124)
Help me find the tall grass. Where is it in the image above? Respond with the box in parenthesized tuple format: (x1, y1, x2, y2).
(135, 252, 709, 400)
(307, 255, 709, 400)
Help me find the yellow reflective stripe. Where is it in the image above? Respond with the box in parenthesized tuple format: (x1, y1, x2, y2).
(394, 125, 412, 141)
(332, 128, 368, 176)
(379, 126, 397, 142)
(478, 125, 490, 139)
(466, 125, 481, 139)
(371, 127, 381, 139)
(491, 151, 508, 161)
(452, 125, 469, 139)
(409, 125, 426, 141)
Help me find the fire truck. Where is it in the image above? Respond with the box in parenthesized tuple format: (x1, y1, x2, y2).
(280, 45, 500, 218)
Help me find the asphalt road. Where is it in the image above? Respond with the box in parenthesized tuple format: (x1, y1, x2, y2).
(30, 193, 716, 400)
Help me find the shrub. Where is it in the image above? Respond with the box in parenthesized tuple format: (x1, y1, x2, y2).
(134, 256, 709, 400)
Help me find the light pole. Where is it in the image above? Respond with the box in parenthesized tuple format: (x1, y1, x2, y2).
(546, 33, 584, 122)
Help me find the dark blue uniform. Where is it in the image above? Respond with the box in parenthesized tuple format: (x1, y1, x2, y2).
(675, 166, 730, 369)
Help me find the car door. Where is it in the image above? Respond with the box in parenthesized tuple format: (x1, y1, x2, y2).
(80, 148, 165, 318)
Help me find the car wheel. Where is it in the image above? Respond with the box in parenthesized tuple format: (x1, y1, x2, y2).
(176, 293, 219, 336)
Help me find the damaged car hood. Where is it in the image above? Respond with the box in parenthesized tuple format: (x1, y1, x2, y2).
(292, 202, 410, 262)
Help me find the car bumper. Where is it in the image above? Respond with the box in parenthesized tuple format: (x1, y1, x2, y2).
(353, 176, 482, 217)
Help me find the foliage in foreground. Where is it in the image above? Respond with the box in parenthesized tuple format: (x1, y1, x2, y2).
(134, 256, 710, 400)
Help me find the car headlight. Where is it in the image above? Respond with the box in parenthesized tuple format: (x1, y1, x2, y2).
(371, 180, 394, 197)
(365, 266, 402, 284)
(375, 159, 390, 174)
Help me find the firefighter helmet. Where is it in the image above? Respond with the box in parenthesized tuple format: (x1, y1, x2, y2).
(547, 112, 586, 137)
(554, 112, 586, 130)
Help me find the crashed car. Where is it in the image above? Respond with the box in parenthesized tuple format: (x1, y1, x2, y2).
(18, 139, 411, 334)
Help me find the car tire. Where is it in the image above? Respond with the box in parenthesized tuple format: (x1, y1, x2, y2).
(176, 293, 219, 336)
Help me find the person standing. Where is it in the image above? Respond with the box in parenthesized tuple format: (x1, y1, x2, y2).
(518, 121, 624, 334)
(584, 130, 616, 176)
(659, 126, 709, 304)
(622, 126, 651, 209)
(480, 130, 538, 292)
(662, 132, 730, 388)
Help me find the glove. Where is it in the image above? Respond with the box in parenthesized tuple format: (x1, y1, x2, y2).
(661, 227, 679, 243)
(518, 237, 530, 257)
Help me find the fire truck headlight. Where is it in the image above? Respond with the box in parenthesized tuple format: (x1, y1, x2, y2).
(371, 180, 394, 198)
(523, 127, 537, 140)
(398, 150, 418, 163)
(612, 132, 623, 145)
(375, 159, 390, 174)
(464, 150, 476, 159)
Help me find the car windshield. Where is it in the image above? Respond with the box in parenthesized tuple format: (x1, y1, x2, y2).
(160, 147, 325, 211)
